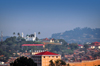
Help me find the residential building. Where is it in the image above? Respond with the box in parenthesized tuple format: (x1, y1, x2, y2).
(78, 45, 84, 48)
(90, 41, 100, 49)
(31, 51, 61, 66)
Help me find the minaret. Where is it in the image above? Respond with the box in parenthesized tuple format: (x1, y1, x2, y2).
(22, 32, 24, 38)
(32, 32, 36, 41)
(34, 32, 36, 38)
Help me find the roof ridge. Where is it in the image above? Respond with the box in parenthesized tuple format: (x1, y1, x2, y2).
(35, 51, 59, 55)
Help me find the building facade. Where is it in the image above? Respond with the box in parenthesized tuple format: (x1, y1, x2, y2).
(31, 51, 61, 66)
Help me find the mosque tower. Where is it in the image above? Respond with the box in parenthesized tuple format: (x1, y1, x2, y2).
(22, 32, 24, 38)
(32, 32, 36, 41)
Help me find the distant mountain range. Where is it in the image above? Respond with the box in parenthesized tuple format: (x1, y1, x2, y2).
(51, 27, 100, 43)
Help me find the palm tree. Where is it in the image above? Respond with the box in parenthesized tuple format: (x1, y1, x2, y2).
(38, 32, 40, 35)
(17, 33, 20, 36)
(38, 32, 40, 39)
(13, 32, 15, 36)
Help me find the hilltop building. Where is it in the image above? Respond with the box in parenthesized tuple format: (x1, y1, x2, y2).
(31, 51, 61, 66)
(42, 38, 59, 43)
(78, 45, 84, 48)
(21, 32, 36, 41)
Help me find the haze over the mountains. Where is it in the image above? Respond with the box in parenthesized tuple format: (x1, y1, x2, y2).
(51, 27, 100, 43)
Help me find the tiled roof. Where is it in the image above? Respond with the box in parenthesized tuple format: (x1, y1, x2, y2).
(43, 38, 50, 41)
(93, 41, 100, 44)
(22, 44, 44, 46)
(78, 45, 83, 46)
(35, 51, 59, 55)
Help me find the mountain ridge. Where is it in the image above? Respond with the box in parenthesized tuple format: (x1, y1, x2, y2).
(51, 27, 100, 43)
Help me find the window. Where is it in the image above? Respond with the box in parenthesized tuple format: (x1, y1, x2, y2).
(49, 56, 50, 58)
(56, 56, 58, 58)
(43, 56, 45, 58)
(52, 56, 54, 58)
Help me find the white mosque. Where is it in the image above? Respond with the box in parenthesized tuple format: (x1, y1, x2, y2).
(21, 32, 36, 41)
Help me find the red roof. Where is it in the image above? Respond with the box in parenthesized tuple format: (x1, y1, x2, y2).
(93, 41, 99, 44)
(78, 45, 83, 46)
(43, 38, 50, 41)
(35, 51, 59, 55)
(22, 44, 44, 46)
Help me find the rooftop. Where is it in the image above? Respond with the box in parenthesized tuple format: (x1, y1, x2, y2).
(22, 44, 44, 46)
(35, 51, 59, 55)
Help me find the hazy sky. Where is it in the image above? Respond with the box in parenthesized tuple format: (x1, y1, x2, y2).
(0, 0, 100, 38)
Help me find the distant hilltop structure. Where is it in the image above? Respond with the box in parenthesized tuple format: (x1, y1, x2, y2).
(21, 32, 36, 41)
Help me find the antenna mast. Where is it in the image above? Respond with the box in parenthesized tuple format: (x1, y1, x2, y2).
(1, 31, 3, 42)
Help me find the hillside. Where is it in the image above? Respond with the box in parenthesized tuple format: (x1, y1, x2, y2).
(51, 27, 100, 43)
(0, 36, 10, 41)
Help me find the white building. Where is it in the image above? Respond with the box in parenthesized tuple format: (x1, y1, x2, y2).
(22, 32, 36, 41)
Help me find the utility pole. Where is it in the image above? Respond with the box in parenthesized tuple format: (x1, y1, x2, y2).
(1, 31, 3, 42)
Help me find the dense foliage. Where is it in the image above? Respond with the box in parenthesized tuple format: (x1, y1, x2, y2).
(0, 36, 79, 62)
(45, 39, 78, 56)
(0, 36, 43, 61)
(49, 59, 66, 66)
(10, 56, 37, 66)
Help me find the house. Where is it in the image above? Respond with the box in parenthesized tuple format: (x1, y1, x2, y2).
(78, 45, 84, 48)
(42, 38, 57, 43)
(91, 41, 100, 45)
(90, 41, 100, 49)
(50, 39, 54, 42)
(31, 51, 61, 66)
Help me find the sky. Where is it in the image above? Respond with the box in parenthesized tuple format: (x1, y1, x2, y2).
(0, 0, 100, 38)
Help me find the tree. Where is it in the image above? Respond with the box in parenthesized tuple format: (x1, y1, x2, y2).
(10, 56, 37, 66)
(38, 32, 40, 35)
(60, 60, 66, 66)
(36, 37, 39, 41)
(13, 32, 15, 36)
(55, 60, 60, 66)
(84, 44, 89, 49)
(17, 33, 20, 36)
(49, 59, 66, 66)
(49, 60, 55, 66)
(84, 44, 89, 53)
(38, 32, 40, 39)
(67, 63, 70, 66)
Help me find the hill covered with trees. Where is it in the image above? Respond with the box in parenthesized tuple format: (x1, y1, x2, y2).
(0, 36, 79, 62)
(0, 36, 42, 62)
(51, 27, 100, 43)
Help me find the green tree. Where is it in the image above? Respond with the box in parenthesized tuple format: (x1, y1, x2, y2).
(49, 60, 55, 66)
(10, 56, 37, 66)
(84, 44, 89, 49)
(49, 59, 66, 66)
(67, 63, 70, 66)
(84, 44, 89, 53)
(13, 32, 15, 36)
(17, 33, 20, 37)
(38, 32, 40, 39)
(60, 60, 66, 66)
(55, 60, 60, 66)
